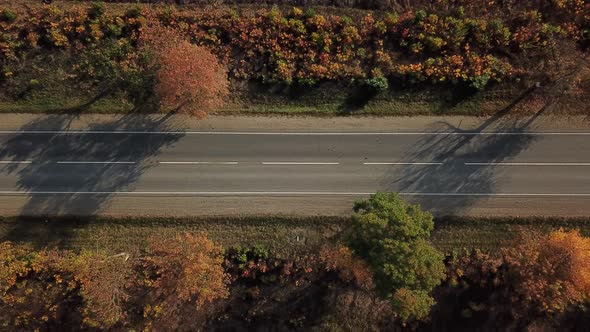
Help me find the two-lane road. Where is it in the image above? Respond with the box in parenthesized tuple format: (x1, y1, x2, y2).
(0, 129, 589, 216)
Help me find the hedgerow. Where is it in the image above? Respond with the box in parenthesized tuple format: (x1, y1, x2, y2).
(0, 2, 588, 89)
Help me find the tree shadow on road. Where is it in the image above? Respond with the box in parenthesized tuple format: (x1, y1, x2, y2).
(382, 87, 549, 215)
(0, 113, 183, 247)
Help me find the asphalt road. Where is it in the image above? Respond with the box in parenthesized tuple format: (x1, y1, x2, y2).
(1, 129, 590, 216)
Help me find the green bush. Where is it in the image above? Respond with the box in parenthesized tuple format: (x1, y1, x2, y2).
(470, 75, 490, 90)
(363, 76, 389, 93)
(415, 10, 428, 22)
(0, 9, 17, 23)
(88, 2, 106, 19)
(76, 39, 156, 108)
(251, 245, 270, 260)
(230, 245, 270, 267)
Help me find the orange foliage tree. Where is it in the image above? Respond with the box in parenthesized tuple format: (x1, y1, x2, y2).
(320, 245, 374, 290)
(154, 41, 228, 116)
(502, 229, 590, 314)
(140, 18, 228, 117)
(139, 233, 229, 329)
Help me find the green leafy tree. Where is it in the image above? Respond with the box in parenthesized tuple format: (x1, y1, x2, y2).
(347, 193, 445, 322)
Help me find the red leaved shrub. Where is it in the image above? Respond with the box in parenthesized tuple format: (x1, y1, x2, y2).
(140, 18, 228, 116)
(320, 245, 374, 290)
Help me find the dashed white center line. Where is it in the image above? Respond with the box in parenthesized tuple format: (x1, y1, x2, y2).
(261, 162, 340, 165)
(56, 161, 136, 164)
(0, 161, 32, 164)
(465, 162, 590, 166)
(0, 191, 589, 197)
(364, 162, 442, 165)
(159, 161, 239, 165)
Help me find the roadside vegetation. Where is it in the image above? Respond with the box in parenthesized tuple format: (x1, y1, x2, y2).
(3, 214, 590, 254)
(3, 194, 590, 330)
(0, 0, 588, 115)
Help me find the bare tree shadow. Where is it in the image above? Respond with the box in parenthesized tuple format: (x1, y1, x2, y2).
(0, 112, 183, 246)
(383, 87, 548, 215)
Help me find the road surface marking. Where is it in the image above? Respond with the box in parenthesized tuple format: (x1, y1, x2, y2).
(159, 161, 239, 165)
(0, 191, 590, 196)
(364, 162, 442, 165)
(56, 161, 136, 164)
(261, 162, 340, 165)
(465, 162, 590, 166)
(0, 161, 32, 164)
(2, 130, 590, 136)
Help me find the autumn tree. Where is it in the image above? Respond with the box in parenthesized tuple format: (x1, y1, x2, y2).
(0, 244, 82, 330)
(320, 245, 374, 290)
(0, 242, 131, 330)
(139, 233, 229, 330)
(502, 229, 590, 315)
(347, 193, 445, 322)
(72, 250, 133, 328)
(139, 18, 228, 117)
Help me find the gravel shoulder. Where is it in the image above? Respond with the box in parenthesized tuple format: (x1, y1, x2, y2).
(0, 113, 589, 132)
(1, 196, 589, 218)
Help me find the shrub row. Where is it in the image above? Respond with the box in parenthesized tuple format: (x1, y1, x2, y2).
(0, 3, 588, 88)
(59, 0, 588, 15)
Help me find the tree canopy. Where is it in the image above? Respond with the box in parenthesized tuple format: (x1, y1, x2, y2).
(502, 229, 590, 314)
(347, 193, 445, 322)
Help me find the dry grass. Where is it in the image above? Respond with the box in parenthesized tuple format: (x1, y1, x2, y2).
(0, 216, 346, 257)
(2, 216, 590, 256)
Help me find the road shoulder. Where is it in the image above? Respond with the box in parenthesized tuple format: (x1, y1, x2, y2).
(0, 113, 589, 132)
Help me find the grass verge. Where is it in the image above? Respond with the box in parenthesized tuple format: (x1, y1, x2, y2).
(2, 58, 585, 117)
(0, 216, 346, 257)
(432, 216, 590, 252)
(2, 216, 590, 255)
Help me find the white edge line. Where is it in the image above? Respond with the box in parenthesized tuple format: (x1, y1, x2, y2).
(262, 162, 340, 165)
(364, 162, 442, 165)
(2, 130, 590, 136)
(56, 161, 136, 164)
(466, 162, 590, 166)
(159, 161, 238, 165)
(0, 191, 589, 196)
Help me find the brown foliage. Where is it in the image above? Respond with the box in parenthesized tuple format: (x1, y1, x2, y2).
(0, 234, 228, 331)
(72, 251, 133, 328)
(140, 233, 229, 329)
(0, 243, 131, 330)
(320, 245, 374, 290)
(321, 289, 394, 331)
(448, 249, 503, 287)
(502, 229, 590, 314)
